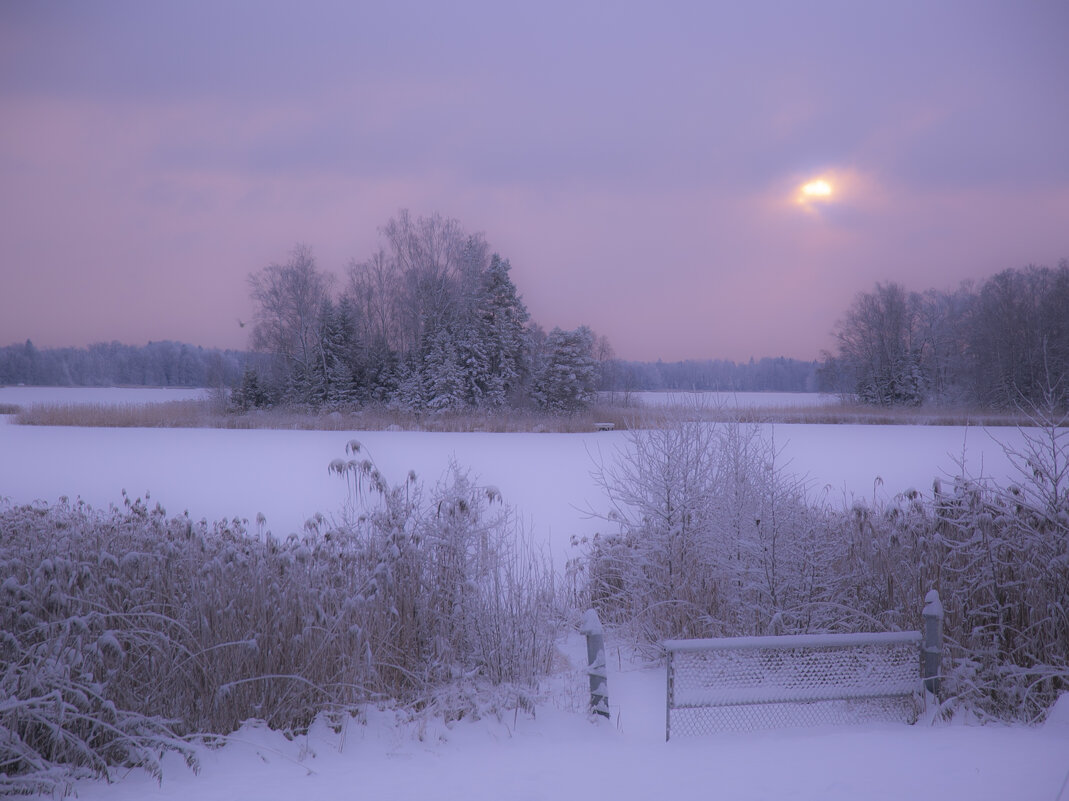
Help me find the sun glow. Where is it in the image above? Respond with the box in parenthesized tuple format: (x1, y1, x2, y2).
(801, 179, 832, 198)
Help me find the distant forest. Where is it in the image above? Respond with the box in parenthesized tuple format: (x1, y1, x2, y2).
(600, 357, 818, 393)
(823, 261, 1069, 409)
(0, 339, 817, 395)
(0, 340, 248, 389)
(7, 229, 1062, 410)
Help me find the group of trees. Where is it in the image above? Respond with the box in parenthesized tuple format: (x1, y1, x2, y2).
(0, 339, 246, 388)
(824, 262, 1069, 408)
(240, 212, 601, 413)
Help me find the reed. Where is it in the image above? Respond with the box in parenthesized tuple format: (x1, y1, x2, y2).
(13, 398, 1033, 431)
(0, 452, 559, 794)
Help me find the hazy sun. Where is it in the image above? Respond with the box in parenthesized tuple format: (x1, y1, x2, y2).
(801, 179, 832, 198)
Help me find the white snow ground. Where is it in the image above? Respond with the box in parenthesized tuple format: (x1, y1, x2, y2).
(4, 389, 1066, 799)
(69, 636, 1069, 801)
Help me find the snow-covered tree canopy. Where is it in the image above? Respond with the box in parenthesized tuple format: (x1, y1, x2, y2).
(245, 213, 604, 414)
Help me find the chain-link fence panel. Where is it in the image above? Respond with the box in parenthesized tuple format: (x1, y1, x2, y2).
(664, 631, 923, 739)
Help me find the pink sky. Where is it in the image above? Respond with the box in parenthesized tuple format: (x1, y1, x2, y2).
(1, 1, 1067, 362)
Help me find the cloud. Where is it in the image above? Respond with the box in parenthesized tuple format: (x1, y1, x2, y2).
(1, 1, 1067, 359)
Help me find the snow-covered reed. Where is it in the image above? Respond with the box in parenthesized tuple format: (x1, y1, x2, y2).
(575, 406, 1069, 723)
(0, 445, 558, 795)
(14, 400, 640, 433)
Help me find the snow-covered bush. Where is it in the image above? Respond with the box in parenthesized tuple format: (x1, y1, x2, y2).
(0, 449, 558, 793)
(578, 411, 1069, 720)
(580, 419, 826, 642)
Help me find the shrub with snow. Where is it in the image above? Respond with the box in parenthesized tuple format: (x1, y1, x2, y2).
(577, 409, 1069, 722)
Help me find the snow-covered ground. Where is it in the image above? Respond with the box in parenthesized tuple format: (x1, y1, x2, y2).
(68, 636, 1069, 801)
(5, 388, 1068, 799)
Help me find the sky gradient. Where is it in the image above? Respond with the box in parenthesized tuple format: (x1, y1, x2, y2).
(2, 1, 1067, 362)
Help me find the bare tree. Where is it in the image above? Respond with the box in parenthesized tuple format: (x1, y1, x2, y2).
(914, 284, 974, 403)
(969, 263, 1069, 408)
(345, 247, 402, 354)
(247, 243, 333, 392)
(833, 282, 924, 405)
(382, 210, 488, 355)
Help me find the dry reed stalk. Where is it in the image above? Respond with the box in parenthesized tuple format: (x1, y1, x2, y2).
(13, 398, 1034, 431)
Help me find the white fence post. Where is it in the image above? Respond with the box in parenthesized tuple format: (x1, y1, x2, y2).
(922, 589, 944, 695)
(580, 609, 609, 718)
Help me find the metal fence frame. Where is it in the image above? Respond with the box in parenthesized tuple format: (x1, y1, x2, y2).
(663, 628, 932, 740)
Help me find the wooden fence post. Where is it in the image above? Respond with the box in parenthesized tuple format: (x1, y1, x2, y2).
(922, 589, 944, 695)
(580, 609, 609, 718)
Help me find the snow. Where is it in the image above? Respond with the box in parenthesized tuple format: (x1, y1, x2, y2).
(0, 410, 1027, 567)
(579, 608, 604, 636)
(66, 638, 1069, 801)
(4, 389, 1066, 799)
(1048, 694, 1069, 728)
(923, 589, 944, 619)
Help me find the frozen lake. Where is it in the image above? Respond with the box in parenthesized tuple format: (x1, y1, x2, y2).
(0, 385, 208, 406)
(0, 388, 1034, 565)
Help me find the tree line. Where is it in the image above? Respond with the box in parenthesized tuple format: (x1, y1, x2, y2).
(238, 211, 603, 413)
(0, 339, 246, 388)
(600, 356, 819, 394)
(822, 261, 1069, 408)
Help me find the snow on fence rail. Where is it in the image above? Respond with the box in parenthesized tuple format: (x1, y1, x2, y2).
(663, 591, 943, 739)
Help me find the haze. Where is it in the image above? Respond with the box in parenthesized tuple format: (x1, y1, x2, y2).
(1, 1, 1067, 362)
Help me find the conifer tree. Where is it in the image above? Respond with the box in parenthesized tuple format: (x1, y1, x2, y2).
(391, 354, 427, 412)
(533, 326, 598, 412)
(424, 329, 466, 413)
(315, 299, 357, 407)
(473, 255, 530, 407)
(232, 366, 269, 410)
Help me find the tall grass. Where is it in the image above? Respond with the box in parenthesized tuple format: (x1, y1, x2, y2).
(0, 447, 559, 794)
(13, 400, 639, 432)
(575, 411, 1069, 722)
(13, 398, 1035, 431)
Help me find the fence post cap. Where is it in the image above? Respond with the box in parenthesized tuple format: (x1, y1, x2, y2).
(923, 589, 943, 618)
(580, 609, 603, 636)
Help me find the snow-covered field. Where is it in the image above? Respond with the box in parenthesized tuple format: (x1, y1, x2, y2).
(67, 636, 1069, 801)
(4, 388, 1066, 800)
